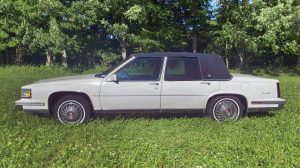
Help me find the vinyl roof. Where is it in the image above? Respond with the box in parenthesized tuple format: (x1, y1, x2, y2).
(132, 52, 218, 58)
(133, 52, 232, 80)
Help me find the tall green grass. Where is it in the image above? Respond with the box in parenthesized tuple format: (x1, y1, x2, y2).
(0, 66, 299, 167)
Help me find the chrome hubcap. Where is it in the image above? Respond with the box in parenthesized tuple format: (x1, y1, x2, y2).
(213, 98, 240, 121)
(58, 100, 85, 124)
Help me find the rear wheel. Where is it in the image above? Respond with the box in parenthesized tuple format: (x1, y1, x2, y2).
(207, 96, 244, 121)
(54, 95, 91, 124)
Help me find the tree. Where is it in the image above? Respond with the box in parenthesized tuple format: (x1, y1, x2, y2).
(170, 0, 212, 53)
(21, 0, 99, 66)
(208, 0, 257, 70)
(0, 0, 299, 68)
(0, 0, 26, 64)
(20, 0, 68, 66)
(254, 0, 299, 62)
(99, 0, 145, 59)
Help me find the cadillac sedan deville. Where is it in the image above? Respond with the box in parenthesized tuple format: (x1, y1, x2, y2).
(15, 52, 285, 124)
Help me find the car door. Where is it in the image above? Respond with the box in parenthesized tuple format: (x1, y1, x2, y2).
(100, 57, 164, 111)
(161, 57, 219, 110)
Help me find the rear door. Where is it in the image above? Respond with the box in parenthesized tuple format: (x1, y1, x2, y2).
(161, 57, 219, 110)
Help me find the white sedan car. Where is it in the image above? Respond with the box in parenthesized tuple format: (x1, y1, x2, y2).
(16, 52, 285, 124)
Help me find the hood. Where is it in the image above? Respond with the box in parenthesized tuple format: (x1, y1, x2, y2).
(33, 74, 100, 84)
(21, 74, 104, 89)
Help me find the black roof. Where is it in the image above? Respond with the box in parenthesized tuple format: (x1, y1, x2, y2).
(133, 52, 232, 80)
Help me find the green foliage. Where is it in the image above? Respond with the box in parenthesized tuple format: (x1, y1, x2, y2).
(106, 23, 130, 39)
(255, 0, 299, 55)
(0, 0, 23, 51)
(0, 0, 299, 68)
(0, 66, 300, 167)
(96, 51, 122, 67)
(124, 5, 146, 23)
(208, 0, 300, 69)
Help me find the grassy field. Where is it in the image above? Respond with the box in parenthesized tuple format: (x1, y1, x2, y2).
(0, 66, 300, 167)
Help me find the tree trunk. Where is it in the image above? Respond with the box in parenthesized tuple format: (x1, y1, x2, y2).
(239, 51, 246, 72)
(191, 33, 197, 53)
(15, 45, 23, 64)
(5, 47, 16, 64)
(159, 0, 166, 5)
(6, 53, 9, 64)
(6, 50, 9, 64)
(61, 49, 67, 67)
(119, 37, 127, 60)
(0, 53, 3, 65)
(46, 50, 53, 66)
(239, 53, 243, 66)
(225, 41, 229, 68)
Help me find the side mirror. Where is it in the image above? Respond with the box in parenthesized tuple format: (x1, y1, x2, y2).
(107, 74, 118, 82)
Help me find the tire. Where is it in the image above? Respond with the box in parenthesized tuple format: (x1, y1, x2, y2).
(53, 95, 91, 124)
(207, 96, 244, 122)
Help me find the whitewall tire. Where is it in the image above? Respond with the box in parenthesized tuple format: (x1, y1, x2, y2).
(207, 96, 244, 121)
(53, 95, 91, 124)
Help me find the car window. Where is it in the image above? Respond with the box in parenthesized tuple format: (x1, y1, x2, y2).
(165, 57, 201, 81)
(96, 57, 131, 78)
(116, 57, 163, 81)
(200, 55, 232, 80)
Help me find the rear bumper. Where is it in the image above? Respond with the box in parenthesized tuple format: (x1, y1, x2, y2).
(248, 98, 285, 112)
(15, 99, 49, 114)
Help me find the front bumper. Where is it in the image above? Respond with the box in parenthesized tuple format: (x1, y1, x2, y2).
(15, 99, 49, 114)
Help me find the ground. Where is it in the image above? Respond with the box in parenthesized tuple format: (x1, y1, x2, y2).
(0, 66, 299, 167)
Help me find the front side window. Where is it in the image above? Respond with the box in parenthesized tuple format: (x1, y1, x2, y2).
(165, 57, 201, 81)
(116, 57, 163, 81)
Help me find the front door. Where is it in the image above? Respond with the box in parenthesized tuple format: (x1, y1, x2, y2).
(161, 57, 219, 110)
(100, 57, 164, 111)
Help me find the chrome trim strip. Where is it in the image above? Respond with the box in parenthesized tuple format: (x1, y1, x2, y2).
(100, 109, 161, 113)
(15, 102, 45, 106)
(251, 101, 285, 105)
(100, 95, 159, 97)
(162, 95, 206, 96)
(95, 109, 205, 114)
(100, 95, 205, 97)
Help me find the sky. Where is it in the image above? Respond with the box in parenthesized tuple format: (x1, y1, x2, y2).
(210, 0, 219, 19)
(210, 0, 219, 10)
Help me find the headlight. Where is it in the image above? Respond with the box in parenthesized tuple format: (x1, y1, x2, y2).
(21, 89, 31, 98)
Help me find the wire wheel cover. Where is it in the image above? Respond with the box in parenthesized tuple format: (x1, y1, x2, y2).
(58, 100, 85, 124)
(213, 98, 240, 121)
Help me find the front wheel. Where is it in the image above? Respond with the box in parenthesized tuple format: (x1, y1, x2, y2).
(207, 96, 244, 122)
(54, 95, 91, 124)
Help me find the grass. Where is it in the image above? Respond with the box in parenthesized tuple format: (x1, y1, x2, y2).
(0, 66, 300, 167)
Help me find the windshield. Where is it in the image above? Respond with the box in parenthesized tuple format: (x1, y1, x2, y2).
(95, 57, 131, 78)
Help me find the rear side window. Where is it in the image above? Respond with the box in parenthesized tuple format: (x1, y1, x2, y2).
(165, 57, 201, 81)
(200, 55, 232, 80)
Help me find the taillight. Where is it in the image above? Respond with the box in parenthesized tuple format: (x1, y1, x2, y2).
(277, 82, 281, 98)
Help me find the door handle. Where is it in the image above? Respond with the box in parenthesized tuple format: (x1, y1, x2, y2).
(200, 82, 211, 85)
(148, 83, 159, 86)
